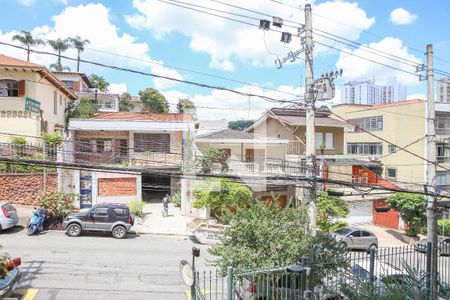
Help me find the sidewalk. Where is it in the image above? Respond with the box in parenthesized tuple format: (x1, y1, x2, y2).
(133, 202, 193, 236)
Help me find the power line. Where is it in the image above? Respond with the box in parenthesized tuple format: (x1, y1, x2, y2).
(0, 41, 298, 106)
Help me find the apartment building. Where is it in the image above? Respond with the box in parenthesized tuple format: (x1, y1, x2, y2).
(343, 77, 407, 105)
(332, 99, 450, 190)
(437, 76, 450, 103)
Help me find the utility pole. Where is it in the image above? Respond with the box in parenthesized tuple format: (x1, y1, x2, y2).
(425, 43, 437, 297)
(304, 3, 317, 236)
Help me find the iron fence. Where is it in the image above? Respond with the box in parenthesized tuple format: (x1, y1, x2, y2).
(191, 245, 450, 300)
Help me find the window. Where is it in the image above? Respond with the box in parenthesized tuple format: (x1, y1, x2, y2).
(61, 80, 74, 90)
(361, 231, 372, 237)
(92, 207, 108, 216)
(221, 148, 231, 158)
(436, 113, 450, 134)
(386, 168, 397, 178)
(388, 144, 397, 153)
(53, 91, 57, 115)
(134, 133, 170, 153)
(437, 143, 450, 162)
(95, 139, 112, 153)
(315, 133, 323, 148)
(347, 143, 382, 155)
(79, 139, 93, 153)
(0, 80, 19, 97)
(348, 116, 383, 132)
(113, 208, 128, 216)
(437, 172, 450, 187)
(349, 231, 361, 237)
(325, 133, 333, 149)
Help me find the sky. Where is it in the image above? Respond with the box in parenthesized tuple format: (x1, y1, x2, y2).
(0, 0, 449, 121)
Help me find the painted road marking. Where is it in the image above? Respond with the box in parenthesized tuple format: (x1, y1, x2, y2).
(186, 289, 209, 299)
(14, 289, 39, 300)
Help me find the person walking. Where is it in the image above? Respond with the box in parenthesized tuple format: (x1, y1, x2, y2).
(162, 194, 170, 217)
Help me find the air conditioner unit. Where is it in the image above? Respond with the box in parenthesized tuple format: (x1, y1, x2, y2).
(369, 155, 381, 162)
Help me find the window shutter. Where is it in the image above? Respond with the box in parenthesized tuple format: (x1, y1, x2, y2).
(18, 80, 25, 97)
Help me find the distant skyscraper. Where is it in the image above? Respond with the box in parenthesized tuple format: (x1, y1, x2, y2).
(343, 77, 406, 105)
(437, 77, 450, 103)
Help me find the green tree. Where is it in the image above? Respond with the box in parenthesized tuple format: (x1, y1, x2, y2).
(193, 178, 252, 217)
(228, 120, 254, 131)
(68, 97, 98, 119)
(316, 191, 350, 233)
(386, 192, 426, 237)
(209, 201, 348, 282)
(119, 92, 134, 112)
(199, 145, 227, 174)
(11, 31, 45, 62)
(176, 98, 195, 113)
(139, 88, 169, 113)
(48, 38, 72, 71)
(88, 74, 109, 92)
(11, 136, 27, 157)
(43, 133, 63, 160)
(69, 35, 90, 72)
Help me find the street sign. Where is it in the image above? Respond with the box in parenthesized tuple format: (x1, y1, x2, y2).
(25, 97, 40, 113)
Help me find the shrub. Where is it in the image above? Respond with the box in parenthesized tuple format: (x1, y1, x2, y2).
(128, 200, 144, 218)
(11, 137, 27, 145)
(171, 191, 181, 207)
(438, 219, 450, 236)
(41, 191, 77, 227)
(386, 192, 426, 237)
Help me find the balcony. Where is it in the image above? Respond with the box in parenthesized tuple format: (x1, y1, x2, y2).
(204, 159, 306, 177)
(437, 156, 450, 163)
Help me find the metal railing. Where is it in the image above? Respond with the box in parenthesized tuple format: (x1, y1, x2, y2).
(191, 245, 450, 300)
(204, 159, 307, 177)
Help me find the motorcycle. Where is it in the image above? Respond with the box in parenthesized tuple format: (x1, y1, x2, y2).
(27, 207, 46, 236)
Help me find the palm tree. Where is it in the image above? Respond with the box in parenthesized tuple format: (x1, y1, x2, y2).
(11, 31, 45, 62)
(49, 62, 70, 72)
(48, 38, 72, 70)
(69, 36, 90, 72)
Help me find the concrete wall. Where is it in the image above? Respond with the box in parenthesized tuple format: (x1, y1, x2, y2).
(0, 173, 57, 205)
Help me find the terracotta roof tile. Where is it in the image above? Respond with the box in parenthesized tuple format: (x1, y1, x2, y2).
(90, 112, 193, 122)
(0, 54, 43, 68)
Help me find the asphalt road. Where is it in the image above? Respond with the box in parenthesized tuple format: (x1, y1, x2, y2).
(0, 228, 216, 300)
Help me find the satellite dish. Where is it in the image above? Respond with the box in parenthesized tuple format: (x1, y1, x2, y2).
(179, 260, 195, 286)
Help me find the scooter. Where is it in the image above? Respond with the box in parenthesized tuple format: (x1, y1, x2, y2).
(27, 208, 46, 236)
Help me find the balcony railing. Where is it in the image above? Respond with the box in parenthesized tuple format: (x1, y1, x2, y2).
(204, 159, 307, 177)
(437, 156, 450, 163)
(436, 128, 450, 135)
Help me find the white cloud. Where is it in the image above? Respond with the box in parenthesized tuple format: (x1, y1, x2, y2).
(126, 0, 375, 71)
(108, 83, 128, 94)
(390, 8, 418, 25)
(407, 93, 426, 100)
(1, 3, 182, 90)
(336, 37, 422, 86)
(163, 85, 303, 120)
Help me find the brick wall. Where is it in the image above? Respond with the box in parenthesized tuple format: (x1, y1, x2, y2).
(0, 173, 57, 205)
(98, 177, 137, 197)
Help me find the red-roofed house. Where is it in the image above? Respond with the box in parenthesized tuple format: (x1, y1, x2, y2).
(61, 112, 197, 214)
(0, 54, 77, 142)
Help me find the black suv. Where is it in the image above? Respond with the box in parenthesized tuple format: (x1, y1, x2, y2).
(63, 203, 134, 239)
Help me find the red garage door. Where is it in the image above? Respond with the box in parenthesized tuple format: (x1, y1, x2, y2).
(372, 199, 399, 229)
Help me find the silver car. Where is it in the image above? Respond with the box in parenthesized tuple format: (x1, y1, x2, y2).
(415, 236, 450, 256)
(0, 201, 19, 231)
(332, 227, 378, 251)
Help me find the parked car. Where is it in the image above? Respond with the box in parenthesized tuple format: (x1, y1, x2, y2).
(63, 203, 133, 239)
(332, 228, 378, 251)
(415, 236, 450, 256)
(0, 256, 21, 299)
(0, 202, 18, 232)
